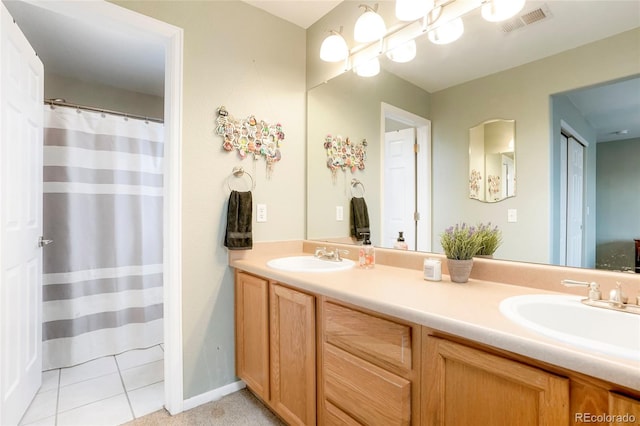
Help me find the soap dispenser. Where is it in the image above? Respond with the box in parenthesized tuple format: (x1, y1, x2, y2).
(394, 231, 408, 250)
(359, 233, 375, 269)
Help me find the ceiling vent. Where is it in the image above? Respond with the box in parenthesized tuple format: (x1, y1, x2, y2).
(501, 3, 552, 33)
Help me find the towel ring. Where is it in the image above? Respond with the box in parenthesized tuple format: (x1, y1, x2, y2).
(350, 178, 365, 197)
(227, 166, 254, 191)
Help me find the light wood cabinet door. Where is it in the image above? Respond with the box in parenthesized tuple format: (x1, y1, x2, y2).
(270, 284, 316, 426)
(235, 272, 270, 401)
(608, 392, 640, 425)
(423, 336, 570, 426)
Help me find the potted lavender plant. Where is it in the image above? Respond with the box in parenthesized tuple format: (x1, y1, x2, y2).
(440, 223, 483, 283)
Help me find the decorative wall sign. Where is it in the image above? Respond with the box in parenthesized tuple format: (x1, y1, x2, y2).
(216, 106, 285, 173)
(324, 134, 367, 180)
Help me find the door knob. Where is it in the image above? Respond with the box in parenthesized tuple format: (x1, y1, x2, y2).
(38, 236, 53, 247)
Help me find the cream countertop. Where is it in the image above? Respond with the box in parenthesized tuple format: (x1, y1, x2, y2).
(229, 241, 640, 392)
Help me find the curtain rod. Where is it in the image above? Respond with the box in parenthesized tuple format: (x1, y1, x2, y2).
(44, 98, 164, 124)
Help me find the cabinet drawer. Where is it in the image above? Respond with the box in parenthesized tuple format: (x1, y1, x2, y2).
(324, 344, 411, 426)
(324, 401, 361, 426)
(324, 301, 412, 371)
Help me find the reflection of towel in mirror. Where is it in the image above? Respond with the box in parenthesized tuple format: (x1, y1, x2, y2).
(224, 190, 253, 250)
(350, 197, 370, 241)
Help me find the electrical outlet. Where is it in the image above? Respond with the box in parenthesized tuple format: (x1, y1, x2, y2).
(336, 206, 344, 221)
(256, 204, 267, 222)
(507, 208, 517, 223)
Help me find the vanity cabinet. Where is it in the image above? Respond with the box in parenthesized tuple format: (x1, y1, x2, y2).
(235, 268, 639, 426)
(235, 271, 316, 425)
(422, 334, 570, 425)
(318, 299, 421, 425)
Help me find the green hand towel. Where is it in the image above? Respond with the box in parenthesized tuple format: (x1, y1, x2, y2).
(350, 197, 370, 241)
(225, 190, 253, 250)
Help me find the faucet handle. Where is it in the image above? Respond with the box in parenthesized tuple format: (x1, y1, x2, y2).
(609, 282, 628, 304)
(314, 246, 327, 257)
(561, 279, 601, 301)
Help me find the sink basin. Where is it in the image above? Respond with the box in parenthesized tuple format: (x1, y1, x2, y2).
(267, 256, 355, 273)
(500, 294, 640, 361)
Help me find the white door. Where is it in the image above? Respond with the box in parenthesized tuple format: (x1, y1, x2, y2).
(566, 136, 584, 267)
(0, 3, 44, 425)
(383, 128, 416, 249)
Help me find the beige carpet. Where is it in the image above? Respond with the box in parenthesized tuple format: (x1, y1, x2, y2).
(124, 388, 285, 425)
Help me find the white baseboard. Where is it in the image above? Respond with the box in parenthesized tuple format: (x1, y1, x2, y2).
(182, 380, 246, 412)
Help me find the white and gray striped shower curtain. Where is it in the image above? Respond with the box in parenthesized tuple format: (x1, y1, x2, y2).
(42, 105, 164, 370)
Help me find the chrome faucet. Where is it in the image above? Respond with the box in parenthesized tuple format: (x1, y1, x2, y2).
(561, 279, 640, 315)
(314, 246, 349, 262)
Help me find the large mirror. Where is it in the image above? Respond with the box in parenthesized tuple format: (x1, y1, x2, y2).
(306, 1, 640, 273)
(469, 119, 516, 202)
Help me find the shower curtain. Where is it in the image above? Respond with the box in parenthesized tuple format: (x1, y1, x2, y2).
(42, 105, 164, 370)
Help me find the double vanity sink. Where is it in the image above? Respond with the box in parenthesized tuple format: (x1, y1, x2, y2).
(232, 244, 640, 423)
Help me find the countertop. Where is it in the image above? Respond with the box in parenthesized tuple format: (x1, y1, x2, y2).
(229, 244, 640, 392)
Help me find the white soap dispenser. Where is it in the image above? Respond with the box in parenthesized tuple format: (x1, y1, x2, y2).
(394, 231, 408, 250)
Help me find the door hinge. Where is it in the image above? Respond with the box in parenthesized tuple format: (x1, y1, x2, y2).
(414, 211, 421, 221)
(39, 236, 53, 247)
(414, 143, 420, 153)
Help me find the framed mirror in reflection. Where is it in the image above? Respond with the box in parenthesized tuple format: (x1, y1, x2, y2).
(306, 1, 640, 274)
(469, 119, 516, 203)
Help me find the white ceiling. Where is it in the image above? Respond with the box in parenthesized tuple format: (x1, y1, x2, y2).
(3, 0, 640, 142)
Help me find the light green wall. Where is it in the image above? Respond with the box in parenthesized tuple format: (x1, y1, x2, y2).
(307, 70, 430, 245)
(112, 0, 306, 399)
(596, 137, 640, 272)
(430, 28, 639, 263)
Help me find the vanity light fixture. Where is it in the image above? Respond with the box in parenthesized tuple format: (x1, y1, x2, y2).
(320, 0, 528, 75)
(319, 29, 349, 62)
(354, 4, 387, 43)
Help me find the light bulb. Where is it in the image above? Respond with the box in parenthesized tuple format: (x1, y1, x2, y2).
(396, 0, 435, 22)
(386, 39, 417, 63)
(481, 0, 526, 22)
(354, 7, 387, 42)
(428, 17, 464, 45)
(355, 57, 380, 77)
(320, 31, 349, 62)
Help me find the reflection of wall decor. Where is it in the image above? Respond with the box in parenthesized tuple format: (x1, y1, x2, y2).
(488, 174, 501, 199)
(324, 134, 367, 179)
(216, 106, 285, 172)
(469, 169, 482, 199)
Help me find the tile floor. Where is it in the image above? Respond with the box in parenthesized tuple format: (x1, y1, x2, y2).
(19, 345, 164, 426)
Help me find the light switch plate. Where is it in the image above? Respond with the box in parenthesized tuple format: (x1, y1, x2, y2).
(507, 208, 517, 223)
(336, 206, 344, 221)
(256, 204, 267, 222)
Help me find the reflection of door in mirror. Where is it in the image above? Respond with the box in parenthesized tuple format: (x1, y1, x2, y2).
(383, 127, 416, 250)
(560, 132, 586, 267)
(469, 119, 516, 202)
(381, 103, 431, 252)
